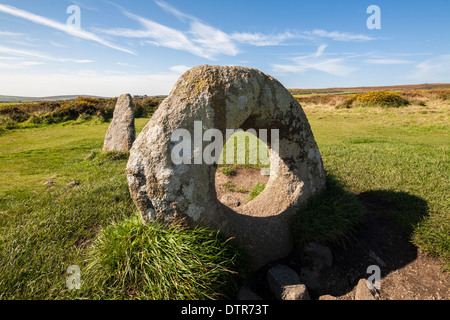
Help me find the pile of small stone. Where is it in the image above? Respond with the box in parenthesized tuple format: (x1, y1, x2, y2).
(237, 242, 379, 300)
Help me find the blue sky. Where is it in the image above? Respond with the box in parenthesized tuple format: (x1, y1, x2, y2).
(0, 0, 449, 97)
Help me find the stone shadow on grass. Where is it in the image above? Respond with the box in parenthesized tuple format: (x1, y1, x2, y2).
(245, 175, 430, 300)
(306, 189, 429, 299)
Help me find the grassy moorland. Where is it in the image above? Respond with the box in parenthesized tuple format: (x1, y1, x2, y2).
(0, 88, 448, 299)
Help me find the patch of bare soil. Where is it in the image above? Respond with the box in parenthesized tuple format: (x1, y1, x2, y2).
(216, 168, 449, 300)
(215, 167, 269, 208)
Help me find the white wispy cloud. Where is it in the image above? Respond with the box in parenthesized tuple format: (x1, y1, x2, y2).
(0, 3, 134, 54)
(410, 55, 450, 81)
(0, 60, 44, 69)
(0, 70, 181, 97)
(309, 29, 375, 41)
(97, 6, 238, 60)
(230, 31, 310, 46)
(365, 58, 412, 65)
(0, 45, 95, 64)
(49, 40, 66, 48)
(69, 0, 100, 12)
(231, 29, 374, 46)
(272, 45, 355, 77)
(169, 65, 191, 74)
(154, 0, 194, 22)
(0, 31, 24, 37)
(97, 1, 373, 59)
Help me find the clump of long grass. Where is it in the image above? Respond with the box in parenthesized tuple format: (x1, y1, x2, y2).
(292, 175, 365, 248)
(80, 214, 245, 300)
(248, 182, 266, 201)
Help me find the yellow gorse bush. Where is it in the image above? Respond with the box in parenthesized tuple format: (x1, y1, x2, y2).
(342, 91, 410, 108)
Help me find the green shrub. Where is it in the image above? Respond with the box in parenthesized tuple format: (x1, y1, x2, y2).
(339, 91, 410, 108)
(134, 98, 160, 118)
(0, 97, 161, 133)
(433, 90, 450, 100)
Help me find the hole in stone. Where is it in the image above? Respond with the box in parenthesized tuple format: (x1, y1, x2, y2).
(215, 130, 271, 209)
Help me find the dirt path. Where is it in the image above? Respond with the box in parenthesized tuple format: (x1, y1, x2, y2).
(215, 167, 449, 300)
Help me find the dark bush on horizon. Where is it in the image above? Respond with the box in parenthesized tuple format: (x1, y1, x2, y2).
(0, 96, 161, 130)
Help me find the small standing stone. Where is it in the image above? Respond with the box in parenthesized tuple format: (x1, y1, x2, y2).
(103, 93, 136, 153)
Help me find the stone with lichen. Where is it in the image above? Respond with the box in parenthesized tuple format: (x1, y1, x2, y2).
(126, 65, 326, 268)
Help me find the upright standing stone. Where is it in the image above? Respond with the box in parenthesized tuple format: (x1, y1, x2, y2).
(103, 93, 136, 153)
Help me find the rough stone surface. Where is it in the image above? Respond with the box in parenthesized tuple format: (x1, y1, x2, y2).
(318, 294, 337, 300)
(126, 65, 326, 268)
(303, 242, 333, 271)
(299, 266, 321, 291)
(267, 265, 310, 300)
(103, 93, 136, 153)
(299, 243, 333, 293)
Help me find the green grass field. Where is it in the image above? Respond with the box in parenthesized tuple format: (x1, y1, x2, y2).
(0, 98, 448, 299)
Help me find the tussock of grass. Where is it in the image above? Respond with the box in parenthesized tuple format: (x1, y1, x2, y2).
(80, 214, 244, 300)
(221, 166, 237, 177)
(248, 182, 266, 201)
(292, 175, 365, 248)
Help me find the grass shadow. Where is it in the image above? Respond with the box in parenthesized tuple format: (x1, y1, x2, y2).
(305, 187, 429, 298)
(358, 190, 429, 236)
(272, 174, 431, 299)
(291, 173, 366, 249)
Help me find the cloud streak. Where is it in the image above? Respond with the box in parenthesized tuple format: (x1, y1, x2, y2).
(230, 31, 310, 46)
(410, 55, 450, 81)
(365, 58, 412, 65)
(0, 31, 25, 37)
(309, 29, 375, 41)
(0, 45, 95, 64)
(272, 45, 356, 77)
(97, 6, 238, 60)
(0, 4, 134, 54)
(96, 1, 374, 59)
